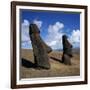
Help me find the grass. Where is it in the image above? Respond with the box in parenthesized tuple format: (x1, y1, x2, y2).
(20, 49, 80, 79)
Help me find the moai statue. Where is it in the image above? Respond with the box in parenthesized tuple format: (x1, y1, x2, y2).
(29, 24, 52, 69)
(62, 35, 73, 65)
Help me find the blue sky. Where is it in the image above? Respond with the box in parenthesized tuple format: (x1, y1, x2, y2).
(20, 9, 80, 50)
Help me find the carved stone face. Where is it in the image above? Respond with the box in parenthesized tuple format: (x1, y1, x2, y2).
(29, 23, 51, 69)
(62, 34, 73, 57)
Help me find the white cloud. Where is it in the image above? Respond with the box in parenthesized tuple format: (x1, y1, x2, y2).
(21, 19, 32, 49)
(21, 19, 30, 41)
(48, 22, 64, 33)
(69, 29, 80, 47)
(48, 41, 57, 46)
(21, 41, 32, 49)
(45, 22, 64, 50)
(33, 19, 42, 29)
(22, 19, 29, 26)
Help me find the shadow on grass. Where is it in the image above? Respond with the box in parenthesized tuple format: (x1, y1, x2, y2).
(22, 57, 63, 69)
(50, 56, 62, 63)
(21, 58, 50, 70)
(21, 58, 36, 68)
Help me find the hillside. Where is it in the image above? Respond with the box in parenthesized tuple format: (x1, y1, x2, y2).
(20, 49, 80, 79)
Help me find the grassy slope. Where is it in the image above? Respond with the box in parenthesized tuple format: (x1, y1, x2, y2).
(20, 49, 80, 78)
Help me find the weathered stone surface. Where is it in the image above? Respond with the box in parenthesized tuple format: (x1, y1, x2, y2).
(29, 24, 52, 69)
(62, 35, 73, 65)
(62, 54, 71, 65)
